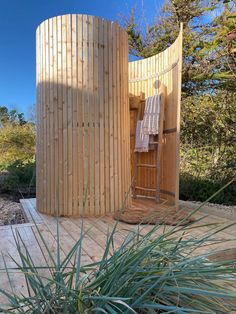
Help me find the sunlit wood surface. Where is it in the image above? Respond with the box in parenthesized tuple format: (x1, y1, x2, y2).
(36, 15, 131, 217)
(0, 198, 235, 305)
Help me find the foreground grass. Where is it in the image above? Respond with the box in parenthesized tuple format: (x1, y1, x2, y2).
(0, 200, 235, 313)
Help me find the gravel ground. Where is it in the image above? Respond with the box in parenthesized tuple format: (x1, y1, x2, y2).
(0, 196, 25, 226)
(180, 200, 236, 220)
(192, 201, 236, 213)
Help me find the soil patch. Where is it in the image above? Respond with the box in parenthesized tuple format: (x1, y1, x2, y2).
(0, 195, 26, 226)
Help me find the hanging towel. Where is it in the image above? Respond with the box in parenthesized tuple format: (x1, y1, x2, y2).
(142, 94, 160, 135)
(134, 120, 149, 152)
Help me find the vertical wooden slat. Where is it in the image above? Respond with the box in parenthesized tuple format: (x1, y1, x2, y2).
(71, 15, 78, 216)
(82, 14, 89, 213)
(112, 23, 118, 211)
(62, 15, 68, 215)
(103, 20, 109, 213)
(120, 28, 125, 203)
(116, 25, 122, 207)
(88, 15, 95, 215)
(175, 23, 183, 205)
(66, 15, 73, 216)
(41, 22, 46, 212)
(123, 29, 127, 200)
(123, 29, 130, 207)
(49, 18, 54, 215)
(98, 19, 105, 215)
(53, 18, 58, 214)
(36, 26, 40, 211)
(108, 22, 114, 212)
(93, 17, 100, 213)
(122, 28, 126, 202)
(77, 15, 84, 215)
(39, 24, 43, 211)
(57, 16, 63, 215)
(45, 20, 50, 214)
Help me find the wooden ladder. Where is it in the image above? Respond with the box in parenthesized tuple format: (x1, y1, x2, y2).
(132, 86, 166, 203)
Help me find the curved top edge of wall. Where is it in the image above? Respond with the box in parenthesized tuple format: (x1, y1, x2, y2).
(36, 14, 126, 34)
(128, 23, 183, 65)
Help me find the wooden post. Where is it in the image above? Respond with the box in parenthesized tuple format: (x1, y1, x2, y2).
(156, 85, 166, 203)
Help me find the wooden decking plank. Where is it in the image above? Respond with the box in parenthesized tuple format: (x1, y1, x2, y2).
(89, 216, 133, 247)
(0, 228, 17, 304)
(31, 221, 68, 269)
(73, 219, 115, 255)
(190, 211, 236, 237)
(59, 219, 104, 262)
(15, 226, 50, 296)
(133, 198, 236, 238)
(20, 198, 43, 224)
(88, 219, 126, 248)
(105, 215, 166, 237)
(46, 216, 93, 265)
(0, 227, 28, 301)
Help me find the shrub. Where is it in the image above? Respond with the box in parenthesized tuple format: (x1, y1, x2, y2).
(180, 92, 236, 204)
(180, 173, 236, 205)
(0, 109, 36, 197)
(0, 123, 35, 169)
(0, 160, 36, 196)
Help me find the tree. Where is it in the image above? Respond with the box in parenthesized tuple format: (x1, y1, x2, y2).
(122, 0, 236, 204)
(0, 106, 26, 127)
(124, 0, 236, 94)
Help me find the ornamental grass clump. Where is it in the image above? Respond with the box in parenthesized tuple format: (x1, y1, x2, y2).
(0, 193, 235, 313)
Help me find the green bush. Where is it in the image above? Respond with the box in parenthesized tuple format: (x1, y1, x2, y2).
(180, 92, 236, 204)
(0, 160, 36, 196)
(0, 122, 35, 168)
(180, 173, 236, 205)
(0, 107, 36, 197)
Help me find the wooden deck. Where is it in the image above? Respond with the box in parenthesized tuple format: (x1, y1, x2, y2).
(0, 198, 235, 305)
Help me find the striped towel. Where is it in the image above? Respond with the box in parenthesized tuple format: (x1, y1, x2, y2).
(142, 94, 160, 135)
(134, 120, 149, 152)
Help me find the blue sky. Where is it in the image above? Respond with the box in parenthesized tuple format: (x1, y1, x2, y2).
(0, 0, 162, 118)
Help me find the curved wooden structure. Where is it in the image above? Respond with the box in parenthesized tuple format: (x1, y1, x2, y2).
(36, 14, 130, 216)
(129, 25, 183, 205)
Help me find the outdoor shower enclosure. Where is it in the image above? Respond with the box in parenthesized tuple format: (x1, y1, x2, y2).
(36, 15, 131, 216)
(36, 14, 183, 217)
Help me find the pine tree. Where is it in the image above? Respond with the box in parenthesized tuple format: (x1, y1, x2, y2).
(124, 0, 236, 94)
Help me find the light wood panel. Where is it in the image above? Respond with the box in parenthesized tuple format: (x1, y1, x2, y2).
(128, 25, 183, 205)
(0, 198, 235, 306)
(36, 15, 131, 217)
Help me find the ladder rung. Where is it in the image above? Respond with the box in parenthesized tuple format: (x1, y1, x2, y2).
(134, 194, 156, 200)
(135, 186, 156, 192)
(137, 163, 156, 168)
(149, 141, 158, 145)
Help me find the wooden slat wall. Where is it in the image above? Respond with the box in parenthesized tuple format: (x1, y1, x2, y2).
(36, 14, 131, 217)
(128, 25, 183, 205)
